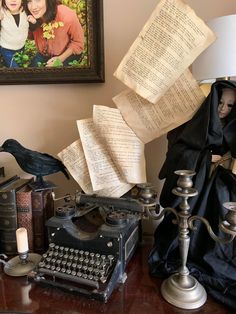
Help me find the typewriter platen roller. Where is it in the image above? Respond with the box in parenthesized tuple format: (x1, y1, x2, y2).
(28, 187, 158, 302)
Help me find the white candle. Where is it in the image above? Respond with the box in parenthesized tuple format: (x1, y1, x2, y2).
(16, 228, 29, 253)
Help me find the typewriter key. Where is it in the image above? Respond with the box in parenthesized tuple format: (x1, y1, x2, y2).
(73, 256, 78, 262)
(38, 261, 45, 268)
(101, 262, 107, 270)
(46, 257, 51, 263)
(101, 255, 106, 261)
(108, 255, 114, 265)
(82, 266, 88, 272)
(62, 260, 67, 267)
(68, 255, 74, 261)
(100, 270, 105, 277)
(94, 269, 99, 276)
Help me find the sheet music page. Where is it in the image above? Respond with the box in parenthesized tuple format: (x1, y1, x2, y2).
(114, 0, 216, 104)
(93, 105, 146, 184)
(58, 139, 133, 197)
(77, 118, 129, 191)
(113, 69, 205, 143)
(58, 139, 94, 194)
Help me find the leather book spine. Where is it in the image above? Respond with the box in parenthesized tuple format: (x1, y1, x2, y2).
(0, 178, 30, 255)
(32, 190, 45, 254)
(16, 186, 34, 252)
(0, 230, 17, 255)
(0, 192, 18, 255)
(43, 189, 54, 249)
(32, 189, 54, 253)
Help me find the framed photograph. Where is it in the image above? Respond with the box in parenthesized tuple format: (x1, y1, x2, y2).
(0, 0, 104, 84)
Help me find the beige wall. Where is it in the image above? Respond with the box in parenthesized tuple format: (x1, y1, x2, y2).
(0, 0, 235, 226)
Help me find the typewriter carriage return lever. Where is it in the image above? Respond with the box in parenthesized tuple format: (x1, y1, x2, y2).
(52, 183, 160, 220)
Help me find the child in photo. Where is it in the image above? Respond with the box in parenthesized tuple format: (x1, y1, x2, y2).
(0, 0, 35, 67)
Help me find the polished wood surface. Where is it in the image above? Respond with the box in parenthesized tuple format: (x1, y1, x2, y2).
(0, 238, 234, 314)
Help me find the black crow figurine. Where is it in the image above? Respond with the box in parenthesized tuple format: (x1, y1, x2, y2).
(0, 139, 70, 191)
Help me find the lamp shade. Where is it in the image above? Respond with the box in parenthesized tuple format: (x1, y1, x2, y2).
(192, 14, 236, 81)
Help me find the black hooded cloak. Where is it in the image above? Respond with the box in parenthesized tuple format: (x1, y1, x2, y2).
(148, 80, 236, 310)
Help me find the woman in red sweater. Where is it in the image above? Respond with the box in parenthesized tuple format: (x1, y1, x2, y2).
(24, 0, 84, 67)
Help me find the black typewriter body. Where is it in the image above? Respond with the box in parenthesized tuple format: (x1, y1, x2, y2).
(28, 202, 140, 302)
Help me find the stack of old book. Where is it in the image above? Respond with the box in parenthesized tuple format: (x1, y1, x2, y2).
(0, 174, 54, 255)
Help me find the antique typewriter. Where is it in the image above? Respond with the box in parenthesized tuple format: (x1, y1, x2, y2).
(28, 186, 158, 302)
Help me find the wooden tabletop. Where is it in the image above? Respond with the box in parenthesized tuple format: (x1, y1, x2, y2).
(0, 238, 234, 314)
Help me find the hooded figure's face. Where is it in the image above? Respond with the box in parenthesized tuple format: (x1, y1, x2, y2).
(218, 88, 236, 119)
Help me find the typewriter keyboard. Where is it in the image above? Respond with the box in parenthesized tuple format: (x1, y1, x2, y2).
(37, 243, 116, 289)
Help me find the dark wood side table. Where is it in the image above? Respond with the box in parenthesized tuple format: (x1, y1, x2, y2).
(0, 238, 234, 314)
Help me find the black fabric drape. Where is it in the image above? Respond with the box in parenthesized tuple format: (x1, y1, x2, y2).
(148, 80, 236, 310)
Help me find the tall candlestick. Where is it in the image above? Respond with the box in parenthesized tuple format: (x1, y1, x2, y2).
(16, 228, 29, 253)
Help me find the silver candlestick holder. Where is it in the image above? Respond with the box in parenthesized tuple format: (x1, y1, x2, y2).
(146, 170, 236, 309)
